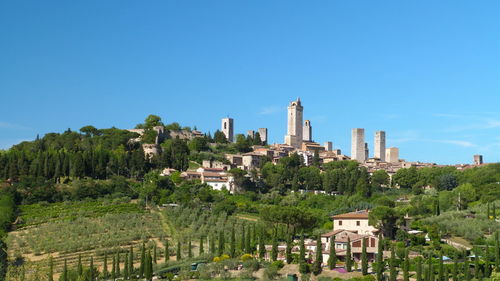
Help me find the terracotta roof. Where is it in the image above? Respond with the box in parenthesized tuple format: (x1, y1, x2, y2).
(332, 210, 370, 219)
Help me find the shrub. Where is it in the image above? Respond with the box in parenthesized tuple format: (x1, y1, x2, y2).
(271, 260, 284, 269)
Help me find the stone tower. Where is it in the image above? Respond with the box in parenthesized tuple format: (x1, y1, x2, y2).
(221, 117, 234, 142)
(351, 128, 365, 162)
(324, 141, 333, 151)
(386, 147, 399, 164)
(364, 142, 369, 161)
(374, 131, 386, 161)
(258, 128, 268, 144)
(303, 120, 312, 142)
(473, 155, 483, 165)
(284, 98, 303, 148)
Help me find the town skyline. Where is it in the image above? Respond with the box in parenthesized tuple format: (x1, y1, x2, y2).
(1, 1, 499, 165)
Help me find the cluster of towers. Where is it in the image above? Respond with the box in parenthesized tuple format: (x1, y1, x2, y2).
(351, 128, 399, 163)
(283, 98, 315, 148)
(221, 117, 267, 144)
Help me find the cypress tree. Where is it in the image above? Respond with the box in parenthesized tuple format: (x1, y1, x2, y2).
(246, 225, 252, 254)
(427, 253, 432, 281)
(438, 252, 444, 281)
(124, 252, 129, 280)
(487, 202, 491, 219)
(218, 231, 225, 256)
(362, 237, 368, 275)
(230, 226, 236, 257)
(188, 239, 193, 258)
(376, 234, 384, 281)
(416, 257, 423, 281)
(389, 246, 396, 281)
(154, 244, 158, 264)
(403, 248, 410, 281)
(429, 262, 435, 281)
(48, 257, 54, 281)
(77, 254, 83, 277)
(259, 229, 266, 259)
(177, 241, 182, 261)
(271, 233, 278, 261)
(116, 252, 121, 277)
(475, 250, 480, 280)
(485, 243, 491, 277)
(62, 259, 68, 281)
(465, 258, 471, 281)
(111, 255, 116, 280)
(346, 237, 352, 272)
(165, 240, 170, 263)
(495, 232, 499, 273)
(452, 253, 458, 281)
(252, 224, 257, 250)
(443, 264, 449, 281)
(145, 251, 153, 281)
(103, 253, 108, 279)
(493, 203, 497, 220)
(328, 235, 336, 270)
(144, 251, 150, 280)
(140, 244, 145, 277)
(312, 234, 323, 275)
(210, 235, 216, 255)
(199, 236, 204, 256)
(129, 246, 134, 277)
(89, 256, 94, 281)
(424, 266, 429, 281)
(241, 223, 246, 254)
(299, 234, 305, 262)
(286, 236, 292, 264)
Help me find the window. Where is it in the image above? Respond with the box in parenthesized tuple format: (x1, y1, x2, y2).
(356, 221, 360, 226)
(224, 122, 227, 129)
(339, 220, 342, 226)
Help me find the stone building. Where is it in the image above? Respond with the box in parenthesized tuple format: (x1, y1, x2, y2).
(258, 128, 268, 144)
(374, 131, 386, 162)
(351, 128, 365, 162)
(303, 120, 312, 142)
(386, 147, 399, 164)
(284, 98, 303, 149)
(221, 117, 234, 142)
(364, 142, 369, 161)
(473, 154, 483, 165)
(324, 141, 333, 152)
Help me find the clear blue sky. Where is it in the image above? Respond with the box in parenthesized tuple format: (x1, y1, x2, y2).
(1, 0, 499, 165)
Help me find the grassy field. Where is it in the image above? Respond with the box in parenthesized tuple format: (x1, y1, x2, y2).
(6, 200, 168, 280)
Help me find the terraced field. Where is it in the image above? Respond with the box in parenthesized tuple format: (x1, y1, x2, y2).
(6, 200, 169, 280)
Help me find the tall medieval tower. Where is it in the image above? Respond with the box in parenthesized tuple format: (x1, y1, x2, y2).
(221, 117, 234, 142)
(284, 98, 303, 148)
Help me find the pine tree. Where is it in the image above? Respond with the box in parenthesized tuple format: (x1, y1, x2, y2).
(271, 233, 278, 261)
(188, 239, 193, 258)
(140, 244, 145, 277)
(177, 241, 182, 261)
(389, 246, 396, 281)
(328, 235, 336, 270)
(376, 234, 384, 281)
(403, 248, 410, 281)
(62, 259, 68, 281)
(362, 237, 368, 275)
(111, 255, 116, 280)
(346, 237, 352, 272)
(77, 254, 83, 277)
(259, 229, 266, 259)
(89, 256, 94, 281)
(286, 236, 292, 264)
(416, 257, 423, 281)
(312, 234, 323, 275)
(199, 236, 204, 256)
(438, 252, 444, 281)
(218, 231, 225, 256)
(103, 253, 108, 279)
(165, 239, 170, 262)
(230, 226, 236, 257)
(48, 257, 54, 281)
(300, 234, 306, 262)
